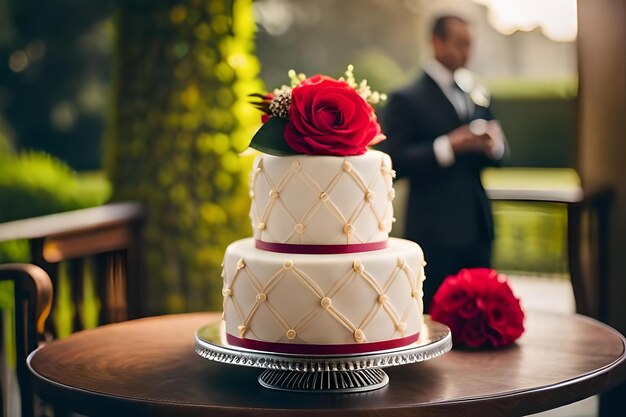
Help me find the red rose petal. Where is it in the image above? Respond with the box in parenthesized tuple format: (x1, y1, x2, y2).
(284, 76, 380, 156)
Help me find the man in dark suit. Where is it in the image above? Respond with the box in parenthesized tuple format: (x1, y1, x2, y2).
(379, 15, 506, 312)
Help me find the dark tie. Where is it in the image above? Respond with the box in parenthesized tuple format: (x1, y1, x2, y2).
(452, 81, 472, 121)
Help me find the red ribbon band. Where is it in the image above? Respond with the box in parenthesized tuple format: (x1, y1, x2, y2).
(255, 240, 388, 254)
(226, 332, 420, 355)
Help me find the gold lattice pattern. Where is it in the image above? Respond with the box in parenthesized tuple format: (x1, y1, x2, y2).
(249, 154, 396, 244)
(222, 256, 425, 344)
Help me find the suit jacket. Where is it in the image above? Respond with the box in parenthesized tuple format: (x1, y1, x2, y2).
(379, 72, 501, 248)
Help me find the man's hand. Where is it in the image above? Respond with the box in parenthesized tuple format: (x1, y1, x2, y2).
(448, 124, 493, 155)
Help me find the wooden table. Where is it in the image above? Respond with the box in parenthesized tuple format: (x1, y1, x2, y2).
(28, 312, 626, 417)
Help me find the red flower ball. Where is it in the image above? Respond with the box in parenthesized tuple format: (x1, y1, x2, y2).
(284, 75, 385, 156)
(430, 268, 525, 348)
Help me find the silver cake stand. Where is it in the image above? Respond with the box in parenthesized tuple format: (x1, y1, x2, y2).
(195, 316, 452, 393)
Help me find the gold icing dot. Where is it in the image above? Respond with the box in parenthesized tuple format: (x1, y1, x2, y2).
(236, 258, 246, 269)
(320, 192, 330, 202)
(364, 191, 374, 202)
(397, 258, 406, 268)
(269, 189, 279, 199)
(283, 260, 294, 270)
(286, 329, 297, 340)
(256, 293, 267, 303)
(388, 189, 395, 201)
(257, 158, 264, 169)
(378, 221, 386, 231)
(343, 223, 354, 235)
(378, 294, 388, 304)
(238, 325, 248, 337)
(392, 217, 397, 223)
(412, 289, 420, 298)
(222, 288, 232, 297)
(352, 259, 364, 273)
(257, 222, 266, 230)
(391, 169, 397, 178)
(342, 161, 352, 172)
(255, 167, 262, 173)
(354, 329, 365, 342)
(249, 191, 255, 198)
(294, 223, 304, 234)
(396, 322, 407, 331)
(291, 160, 302, 172)
(320, 297, 332, 309)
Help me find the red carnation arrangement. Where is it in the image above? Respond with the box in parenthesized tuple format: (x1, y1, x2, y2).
(430, 268, 525, 348)
(249, 66, 386, 156)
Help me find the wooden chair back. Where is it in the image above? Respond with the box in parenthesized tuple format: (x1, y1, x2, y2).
(0, 264, 53, 417)
(487, 184, 613, 321)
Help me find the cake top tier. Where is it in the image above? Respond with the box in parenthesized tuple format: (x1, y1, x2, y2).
(250, 150, 395, 249)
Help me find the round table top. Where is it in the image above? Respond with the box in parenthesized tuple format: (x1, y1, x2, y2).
(29, 311, 626, 417)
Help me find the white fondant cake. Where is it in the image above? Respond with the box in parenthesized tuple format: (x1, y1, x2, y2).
(222, 150, 426, 354)
(221, 70, 425, 354)
(250, 150, 395, 246)
(222, 237, 424, 353)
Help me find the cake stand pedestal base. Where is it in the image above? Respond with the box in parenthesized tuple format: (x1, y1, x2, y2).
(258, 368, 389, 393)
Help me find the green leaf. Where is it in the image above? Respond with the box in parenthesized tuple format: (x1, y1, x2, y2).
(249, 117, 299, 156)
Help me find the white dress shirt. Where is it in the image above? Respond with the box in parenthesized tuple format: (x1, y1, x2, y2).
(423, 59, 504, 167)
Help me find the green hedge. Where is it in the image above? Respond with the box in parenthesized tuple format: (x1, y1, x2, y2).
(490, 97, 577, 168)
(0, 152, 110, 223)
(0, 152, 111, 262)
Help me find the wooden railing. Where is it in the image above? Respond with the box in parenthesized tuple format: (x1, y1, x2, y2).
(0, 202, 145, 336)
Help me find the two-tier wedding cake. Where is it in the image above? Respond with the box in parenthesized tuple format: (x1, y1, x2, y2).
(221, 67, 426, 354)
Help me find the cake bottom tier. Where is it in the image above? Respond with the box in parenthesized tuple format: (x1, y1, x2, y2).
(222, 237, 425, 354)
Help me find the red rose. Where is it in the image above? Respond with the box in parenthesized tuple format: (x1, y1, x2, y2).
(284, 75, 385, 156)
(430, 268, 525, 348)
(460, 317, 488, 347)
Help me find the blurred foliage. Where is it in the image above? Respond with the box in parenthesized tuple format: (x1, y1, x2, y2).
(349, 49, 410, 94)
(0, 0, 111, 170)
(492, 202, 568, 275)
(488, 77, 578, 100)
(0, 279, 15, 368)
(107, 0, 262, 313)
(0, 152, 111, 223)
(52, 260, 101, 339)
(0, 152, 110, 262)
(491, 96, 577, 168)
(487, 77, 578, 169)
(253, 0, 421, 89)
(0, 240, 29, 264)
(0, 126, 14, 154)
(483, 168, 580, 275)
